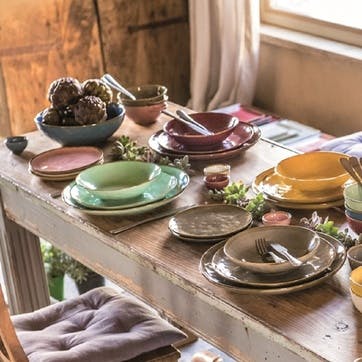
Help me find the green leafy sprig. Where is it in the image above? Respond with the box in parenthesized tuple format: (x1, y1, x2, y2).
(111, 135, 191, 172)
(300, 211, 361, 250)
(208, 181, 269, 220)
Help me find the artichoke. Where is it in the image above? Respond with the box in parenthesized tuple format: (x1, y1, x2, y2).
(82, 79, 112, 104)
(48, 77, 82, 109)
(72, 96, 107, 125)
(42, 107, 61, 125)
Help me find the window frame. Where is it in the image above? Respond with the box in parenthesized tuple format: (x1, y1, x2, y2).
(260, 0, 362, 47)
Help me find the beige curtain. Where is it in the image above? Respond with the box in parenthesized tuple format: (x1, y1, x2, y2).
(188, 0, 260, 111)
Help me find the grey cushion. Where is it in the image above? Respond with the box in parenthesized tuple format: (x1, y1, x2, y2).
(12, 287, 186, 362)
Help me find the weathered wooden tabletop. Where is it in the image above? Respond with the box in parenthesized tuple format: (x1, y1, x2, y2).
(0, 104, 360, 362)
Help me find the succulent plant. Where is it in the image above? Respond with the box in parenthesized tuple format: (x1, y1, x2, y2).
(47, 77, 83, 109)
(72, 96, 107, 125)
(42, 107, 61, 125)
(82, 79, 112, 104)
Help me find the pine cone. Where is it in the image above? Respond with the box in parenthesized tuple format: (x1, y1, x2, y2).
(72, 96, 107, 125)
(48, 77, 83, 109)
(82, 79, 112, 104)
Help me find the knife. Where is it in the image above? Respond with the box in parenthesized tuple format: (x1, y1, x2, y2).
(109, 204, 195, 235)
(269, 243, 303, 267)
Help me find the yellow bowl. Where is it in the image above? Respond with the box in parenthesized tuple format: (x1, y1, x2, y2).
(350, 266, 362, 297)
(275, 151, 349, 192)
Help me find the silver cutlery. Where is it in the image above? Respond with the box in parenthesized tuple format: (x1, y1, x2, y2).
(175, 109, 214, 135)
(101, 73, 137, 100)
(255, 238, 284, 264)
(109, 204, 195, 235)
(269, 242, 303, 267)
(350, 156, 362, 181)
(340, 157, 362, 185)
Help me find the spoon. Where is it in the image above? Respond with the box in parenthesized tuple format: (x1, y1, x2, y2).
(161, 109, 212, 136)
(175, 109, 214, 135)
(101, 73, 137, 100)
(350, 156, 362, 181)
(340, 157, 362, 185)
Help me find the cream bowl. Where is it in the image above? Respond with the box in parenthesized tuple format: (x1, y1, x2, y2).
(344, 182, 362, 213)
(223, 225, 320, 274)
(75, 161, 162, 200)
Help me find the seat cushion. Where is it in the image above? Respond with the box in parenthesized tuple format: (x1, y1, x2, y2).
(12, 287, 186, 362)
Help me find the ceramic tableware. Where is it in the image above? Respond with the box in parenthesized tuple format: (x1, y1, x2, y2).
(262, 211, 292, 226)
(163, 112, 239, 147)
(253, 168, 346, 204)
(344, 182, 362, 212)
(117, 84, 168, 106)
(148, 124, 261, 162)
(168, 204, 253, 240)
(212, 236, 335, 287)
(275, 151, 349, 192)
(157, 121, 254, 154)
(346, 213, 362, 234)
(347, 245, 362, 270)
(34, 104, 125, 146)
(30, 147, 103, 175)
(70, 172, 177, 210)
(76, 161, 161, 200)
(62, 165, 190, 215)
(199, 233, 346, 295)
(4, 136, 28, 154)
(223, 226, 320, 274)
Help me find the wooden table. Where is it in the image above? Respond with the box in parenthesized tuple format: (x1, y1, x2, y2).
(0, 104, 361, 362)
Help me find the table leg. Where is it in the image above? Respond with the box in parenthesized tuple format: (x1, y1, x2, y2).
(0, 193, 49, 314)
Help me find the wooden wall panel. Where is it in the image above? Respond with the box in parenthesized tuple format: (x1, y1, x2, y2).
(98, 0, 190, 105)
(0, 0, 103, 136)
(0, 0, 190, 137)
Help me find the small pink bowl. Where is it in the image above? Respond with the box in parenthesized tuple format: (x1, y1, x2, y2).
(203, 174, 229, 190)
(346, 213, 362, 234)
(163, 112, 239, 147)
(262, 211, 292, 226)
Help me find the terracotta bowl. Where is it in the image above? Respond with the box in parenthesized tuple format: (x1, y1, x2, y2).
(275, 151, 350, 192)
(163, 112, 239, 147)
(124, 101, 167, 126)
(346, 213, 362, 234)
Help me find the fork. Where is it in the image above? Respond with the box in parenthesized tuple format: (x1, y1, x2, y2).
(269, 242, 303, 267)
(255, 238, 284, 264)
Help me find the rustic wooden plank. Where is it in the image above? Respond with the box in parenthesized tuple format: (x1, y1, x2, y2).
(98, 0, 190, 105)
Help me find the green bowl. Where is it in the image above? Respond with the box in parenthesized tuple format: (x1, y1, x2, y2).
(344, 182, 362, 212)
(76, 161, 162, 200)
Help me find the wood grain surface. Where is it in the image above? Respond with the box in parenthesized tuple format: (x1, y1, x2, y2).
(0, 103, 360, 361)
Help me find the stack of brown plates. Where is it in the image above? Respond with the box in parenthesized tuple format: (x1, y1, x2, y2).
(29, 146, 104, 181)
(148, 122, 261, 162)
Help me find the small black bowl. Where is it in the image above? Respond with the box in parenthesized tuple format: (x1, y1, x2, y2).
(4, 136, 28, 155)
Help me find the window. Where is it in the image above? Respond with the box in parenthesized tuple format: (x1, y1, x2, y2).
(261, 0, 362, 47)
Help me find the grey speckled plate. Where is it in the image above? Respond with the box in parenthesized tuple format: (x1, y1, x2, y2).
(168, 204, 253, 239)
(211, 236, 336, 287)
(199, 232, 346, 295)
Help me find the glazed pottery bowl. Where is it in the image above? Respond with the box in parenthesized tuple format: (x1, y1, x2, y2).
(35, 104, 125, 146)
(4, 136, 28, 154)
(117, 84, 168, 106)
(223, 225, 320, 274)
(346, 213, 362, 234)
(345, 206, 362, 221)
(347, 245, 362, 270)
(350, 267, 362, 312)
(261, 211, 292, 226)
(124, 101, 167, 126)
(275, 151, 350, 192)
(75, 161, 162, 200)
(163, 112, 239, 147)
(344, 182, 362, 213)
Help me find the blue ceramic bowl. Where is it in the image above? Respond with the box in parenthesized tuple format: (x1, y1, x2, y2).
(4, 136, 28, 154)
(34, 104, 125, 146)
(345, 206, 362, 221)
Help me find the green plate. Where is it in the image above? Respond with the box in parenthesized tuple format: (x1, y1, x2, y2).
(62, 165, 190, 215)
(70, 172, 177, 210)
